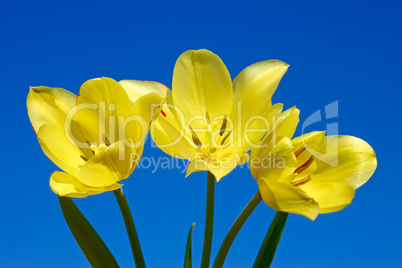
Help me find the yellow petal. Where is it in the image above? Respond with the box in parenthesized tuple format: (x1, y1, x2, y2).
(251, 137, 296, 181)
(231, 60, 289, 138)
(27, 86, 76, 133)
(235, 102, 283, 152)
(309, 135, 377, 189)
(250, 106, 299, 169)
(151, 109, 195, 159)
(78, 139, 136, 187)
(172, 49, 233, 125)
(300, 182, 355, 214)
(186, 160, 231, 182)
(37, 124, 85, 177)
(185, 151, 247, 181)
(272, 106, 300, 140)
(74, 77, 135, 145)
(119, 80, 172, 103)
(50, 171, 122, 198)
(292, 131, 327, 157)
(129, 92, 166, 145)
(258, 177, 319, 220)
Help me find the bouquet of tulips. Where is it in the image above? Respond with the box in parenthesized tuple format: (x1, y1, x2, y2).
(27, 49, 377, 267)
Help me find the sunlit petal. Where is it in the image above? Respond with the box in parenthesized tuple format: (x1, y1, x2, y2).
(27, 86, 76, 133)
(37, 124, 85, 177)
(309, 135, 377, 189)
(258, 178, 319, 220)
(119, 79, 172, 103)
(50, 171, 122, 198)
(172, 49, 233, 125)
(300, 182, 355, 213)
(78, 139, 136, 187)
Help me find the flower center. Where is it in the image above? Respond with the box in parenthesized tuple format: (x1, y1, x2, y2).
(290, 146, 315, 187)
(189, 112, 233, 162)
(80, 133, 111, 162)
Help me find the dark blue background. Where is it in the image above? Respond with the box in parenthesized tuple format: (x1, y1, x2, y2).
(1, 0, 400, 267)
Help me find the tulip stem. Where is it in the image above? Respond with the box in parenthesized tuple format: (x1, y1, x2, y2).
(212, 190, 262, 268)
(201, 172, 215, 268)
(253, 211, 288, 267)
(114, 188, 146, 268)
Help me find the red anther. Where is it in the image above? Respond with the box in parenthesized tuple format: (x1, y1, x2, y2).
(161, 110, 166, 117)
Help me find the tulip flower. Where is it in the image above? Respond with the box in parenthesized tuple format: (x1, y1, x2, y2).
(120, 49, 289, 181)
(27, 77, 163, 197)
(250, 107, 377, 220)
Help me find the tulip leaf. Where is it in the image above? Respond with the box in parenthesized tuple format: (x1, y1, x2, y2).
(184, 223, 195, 268)
(253, 211, 288, 268)
(58, 197, 119, 268)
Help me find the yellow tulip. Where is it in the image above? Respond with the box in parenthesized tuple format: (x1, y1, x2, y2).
(250, 107, 377, 220)
(120, 49, 289, 181)
(27, 77, 164, 197)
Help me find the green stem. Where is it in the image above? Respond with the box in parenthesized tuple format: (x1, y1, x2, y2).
(201, 172, 215, 268)
(114, 188, 146, 268)
(253, 211, 288, 268)
(212, 190, 262, 268)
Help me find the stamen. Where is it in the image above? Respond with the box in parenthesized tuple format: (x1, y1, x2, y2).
(210, 147, 216, 153)
(220, 129, 232, 145)
(295, 147, 306, 157)
(205, 111, 211, 124)
(291, 176, 311, 187)
(80, 155, 88, 162)
(103, 133, 110, 146)
(86, 139, 95, 155)
(294, 156, 314, 174)
(220, 115, 227, 136)
(192, 133, 202, 148)
(161, 110, 166, 117)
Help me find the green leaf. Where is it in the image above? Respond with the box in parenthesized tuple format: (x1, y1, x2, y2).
(58, 197, 119, 268)
(184, 223, 195, 268)
(253, 211, 288, 268)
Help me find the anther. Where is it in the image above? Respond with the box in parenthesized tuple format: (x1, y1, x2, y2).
(294, 156, 314, 174)
(291, 176, 312, 187)
(210, 147, 216, 153)
(205, 111, 211, 124)
(86, 139, 95, 155)
(80, 155, 88, 162)
(295, 147, 306, 157)
(220, 115, 227, 136)
(103, 133, 110, 146)
(220, 129, 232, 145)
(192, 133, 202, 148)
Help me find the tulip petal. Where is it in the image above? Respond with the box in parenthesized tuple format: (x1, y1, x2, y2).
(308, 135, 377, 189)
(186, 159, 231, 182)
(130, 92, 166, 145)
(74, 77, 135, 145)
(272, 106, 300, 140)
(258, 178, 319, 220)
(50, 171, 122, 197)
(186, 151, 248, 181)
(78, 140, 136, 187)
(252, 106, 299, 159)
(252, 137, 296, 182)
(172, 49, 233, 125)
(231, 60, 289, 137)
(37, 124, 85, 177)
(151, 110, 195, 159)
(119, 80, 172, 103)
(236, 103, 283, 152)
(27, 86, 76, 133)
(300, 182, 355, 213)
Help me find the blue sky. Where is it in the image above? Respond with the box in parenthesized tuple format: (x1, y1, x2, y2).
(1, 0, 401, 267)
